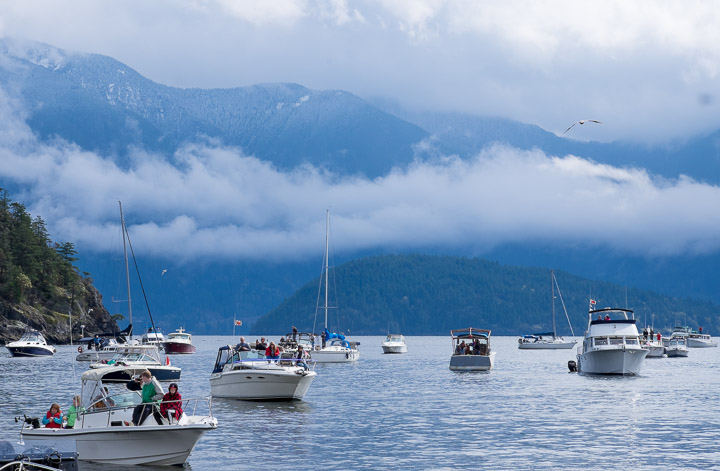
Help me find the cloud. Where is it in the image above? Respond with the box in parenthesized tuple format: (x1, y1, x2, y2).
(1, 94, 719, 263)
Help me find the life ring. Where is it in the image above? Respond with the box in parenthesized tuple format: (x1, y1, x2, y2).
(77, 346, 83, 353)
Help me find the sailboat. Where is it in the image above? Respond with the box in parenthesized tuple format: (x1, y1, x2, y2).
(311, 209, 359, 363)
(518, 270, 576, 350)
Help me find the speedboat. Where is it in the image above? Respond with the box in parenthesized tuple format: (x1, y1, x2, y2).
(666, 337, 689, 357)
(76, 337, 122, 361)
(20, 367, 217, 465)
(163, 327, 197, 354)
(89, 345, 181, 382)
(210, 346, 317, 400)
(313, 330, 360, 363)
(642, 338, 666, 358)
(518, 270, 577, 350)
(381, 334, 408, 354)
(5, 331, 56, 357)
(449, 328, 496, 371)
(576, 307, 648, 375)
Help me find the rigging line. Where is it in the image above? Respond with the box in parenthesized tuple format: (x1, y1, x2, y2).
(123, 222, 158, 336)
(553, 272, 575, 337)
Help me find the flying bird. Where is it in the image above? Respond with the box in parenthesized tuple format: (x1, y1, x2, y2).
(563, 119, 602, 134)
(161, 269, 167, 276)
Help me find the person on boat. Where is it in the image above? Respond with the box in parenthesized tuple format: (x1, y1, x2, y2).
(91, 386, 114, 409)
(321, 331, 327, 349)
(292, 326, 298, 341)
(597, 315, 602, 320)
(131, 370, 160, 426)
(265, 341, 280, 359)
(650, 328, 655, 340)
(472, 338, 482, 355)
(256, 337, 268, 351)
(64, 395, 82, 429)
(699, 326, 703, 334)
(235, 336, 251, 352)
(42, 403, 63, 429)
(657, 332, 662, 342)
(604, 314, 611, 320)
(455, 341, 464, 355)
(160, 383, 183, 422)
(642, 328, 648, 340)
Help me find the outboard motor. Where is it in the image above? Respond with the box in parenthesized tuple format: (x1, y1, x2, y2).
(567, 360, 578, 373)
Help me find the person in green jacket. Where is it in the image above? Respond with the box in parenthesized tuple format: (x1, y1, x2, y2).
(64, 395, 82, 429)
(131, 370, 159, 425)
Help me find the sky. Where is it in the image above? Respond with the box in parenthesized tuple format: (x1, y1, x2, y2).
(1, 0, 720, 264)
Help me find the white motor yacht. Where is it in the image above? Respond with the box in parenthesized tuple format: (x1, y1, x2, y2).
(449, 328, 496, 371)
(20, 368, 217, 465)
(163, 327, 196, 354)
(666, 326, 718, 348)
(576, 307, 648, 375)
(5, 331, 56, 357)
(666, 337, 690, 357)
(141, 327, 165, 347)
(381, 334, 408, 354)
(210, 346, 317, 400)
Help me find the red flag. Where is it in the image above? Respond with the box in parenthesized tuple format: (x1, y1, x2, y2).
(590, 299, 596, 305)
(165, 355, 170, 366)
(234, 320, 242, 326)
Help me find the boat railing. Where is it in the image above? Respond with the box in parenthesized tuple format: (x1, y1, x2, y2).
(230, 358, 316, 371)
(77, 396, 214, 428)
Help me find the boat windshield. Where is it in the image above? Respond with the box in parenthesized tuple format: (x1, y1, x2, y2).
(169, 333, 191, 341)
(19, 332, 44, 342)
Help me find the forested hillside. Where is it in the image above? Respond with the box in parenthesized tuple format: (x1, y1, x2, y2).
(0, 189, 117, 344)
(252, 254, 718, 336)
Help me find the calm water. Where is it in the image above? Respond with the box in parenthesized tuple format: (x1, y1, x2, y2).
(2, 336, 719, 470)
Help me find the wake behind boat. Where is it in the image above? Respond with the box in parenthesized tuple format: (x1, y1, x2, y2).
(19, 368, 217, 466)
(576, 306, 648, 375)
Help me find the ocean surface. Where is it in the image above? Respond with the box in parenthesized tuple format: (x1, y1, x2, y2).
(1, 335, 719, 470)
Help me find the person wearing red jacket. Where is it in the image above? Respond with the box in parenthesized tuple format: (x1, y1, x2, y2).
(42, 403, 63, 428)
(160, 383, 183, 422)
(265, 342, 280, 359)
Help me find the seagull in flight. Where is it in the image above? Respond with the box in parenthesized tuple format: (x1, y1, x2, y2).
(563, 119, 602, 134)
(161, 269, 167, 276)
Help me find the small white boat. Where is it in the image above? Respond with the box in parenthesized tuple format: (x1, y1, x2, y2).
(642, 339, 666, 358)
(449, 328, 496, 371)
(20, 368, 217, 465)
(5, 331, 56, 357)
(381, 334, 407, 354)
(89, 345, 181, 382)
(76, 337, 123, 362)
(666, 337, 689, 357)
(163, 327, 196, 354)
(210, 346, 316, 400)
(518, 271, 576, 350)
(576, 307, 648, 375)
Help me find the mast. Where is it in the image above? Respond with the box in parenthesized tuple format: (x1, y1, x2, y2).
(324, 209, 330, 330)
(119, 201, 132, 337)
(550, 270, 557, 340)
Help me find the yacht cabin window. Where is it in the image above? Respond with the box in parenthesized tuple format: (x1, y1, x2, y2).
(609, 337, 624, 345)
(593, 338, 608, 346)
(625, 338, 639, 345)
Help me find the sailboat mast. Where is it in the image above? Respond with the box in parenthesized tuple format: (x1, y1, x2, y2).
(550, 270, 557, 339)
(119, 201, 132, 335)
(324, 209, 330, 330)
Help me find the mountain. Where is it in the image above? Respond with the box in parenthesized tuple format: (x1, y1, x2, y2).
(252, 254, 719, 335)
(0, 38, 427, 178)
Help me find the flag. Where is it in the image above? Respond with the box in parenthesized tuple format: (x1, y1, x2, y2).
(234, 320, 242, 326)
(165, 355, 170, 366)
(590, 299, 596, 305)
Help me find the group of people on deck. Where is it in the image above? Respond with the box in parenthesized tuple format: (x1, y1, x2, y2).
(642, 327, 661, 342)
(235, 335, 307, 360)
(454, 338, 488, 355)
(43, 369, 184, 429)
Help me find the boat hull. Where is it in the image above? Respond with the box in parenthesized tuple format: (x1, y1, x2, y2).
(312, 347, 359, 363)
(163, 342, 196, 354)
(210, 369, 316, 400)
(6, 346, 55, 357)
(381, 344, 407, 354)
(666, 348, 689, 358)
(577, 348, 647, 375)
(449, 352, 496, 371)
(644, 345, 666, 358)
(687, 338, 718, 348)
(518, 341, 576, 350)
(22, 424, 214, 465)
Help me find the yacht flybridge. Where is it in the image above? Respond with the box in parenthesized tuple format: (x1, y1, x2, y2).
(576, 307, 648, 375)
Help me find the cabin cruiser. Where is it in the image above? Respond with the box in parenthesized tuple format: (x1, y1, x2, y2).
(381, 334, 408, 354)
(664, 326, 718, 348)
(5, 331, 56, 357)
(141, 327, 165, 347)
(163, 327, 196, 354)
(449, 328, 496, 371)
(576, 307, 648, 375)
(19, 367, 217, 465)
(666, 337, 689, 357)
(210, 346, 316, 400)
(89, 345, 181, 382)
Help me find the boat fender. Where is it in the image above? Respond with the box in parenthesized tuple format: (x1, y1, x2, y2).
(567, 360, 578, 373)
(77, 346, 83, 353)
(345, 353, 349, 359)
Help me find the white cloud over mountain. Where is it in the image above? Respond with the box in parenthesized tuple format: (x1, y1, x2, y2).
(1, 92, 718, 262)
